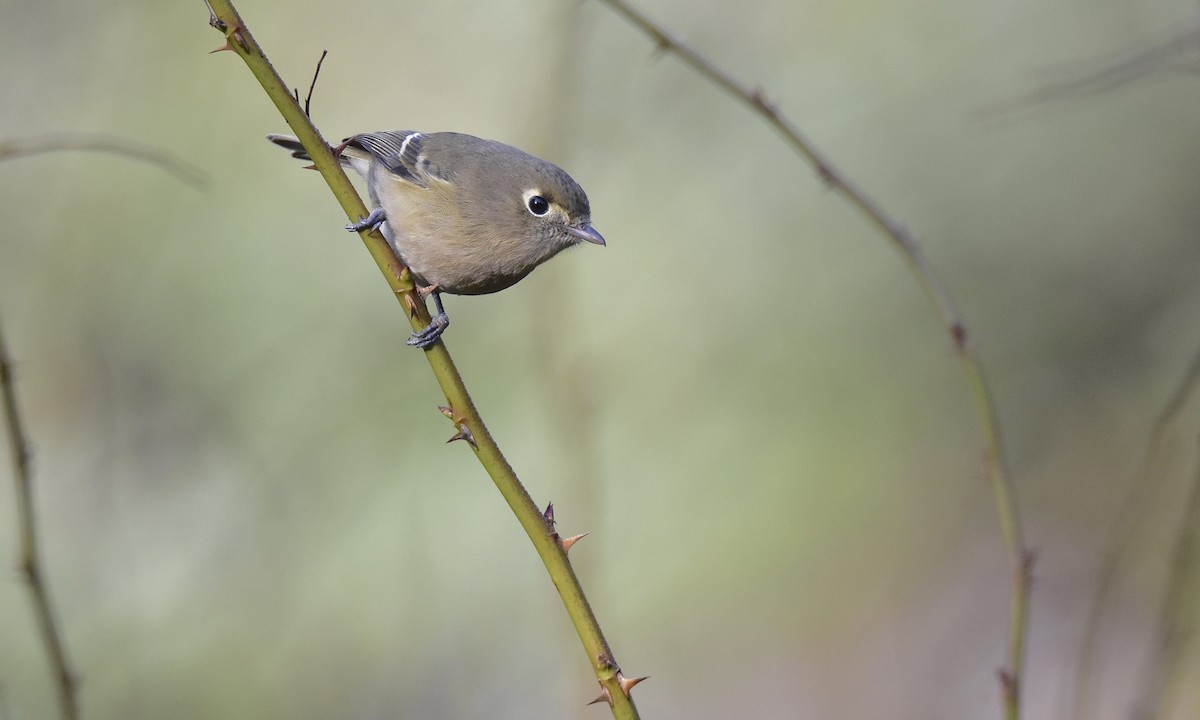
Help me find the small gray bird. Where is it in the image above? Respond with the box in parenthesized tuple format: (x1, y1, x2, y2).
(268, 131, 605, 348)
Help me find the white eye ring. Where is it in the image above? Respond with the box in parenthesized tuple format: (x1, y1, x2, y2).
(523, 189, 551, 216)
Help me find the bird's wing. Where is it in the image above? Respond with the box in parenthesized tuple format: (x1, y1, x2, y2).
(345, 131, 447, 188)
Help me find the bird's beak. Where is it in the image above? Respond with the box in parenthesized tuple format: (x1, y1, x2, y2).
(570, 224, 606, 246)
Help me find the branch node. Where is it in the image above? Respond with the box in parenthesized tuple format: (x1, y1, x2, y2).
(206, 3, 226, 31)
(211, 16, 250, 54)
(997, 668, 1019, 703)
(750, 86, 777, 115)
(1021, 548, 1037, 583)
(596, 651, 617, 672)
(950, 321, 968, 350)
(815, 161, 836, 187)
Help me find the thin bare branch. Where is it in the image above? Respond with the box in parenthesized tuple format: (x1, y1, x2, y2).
(593, 1, 1030, 717)
(304, 50, 328, 118)
(977, 16, 1200, 122)
(1, 315, 80, 720)
(0, 133, 207, 188)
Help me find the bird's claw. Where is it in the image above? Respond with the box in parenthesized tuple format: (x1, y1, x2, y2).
(406, 312, 450, 349)
(346, 208, 386, 233)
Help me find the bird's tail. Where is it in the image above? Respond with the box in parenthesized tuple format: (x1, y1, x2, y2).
(265, 134, 353, 167)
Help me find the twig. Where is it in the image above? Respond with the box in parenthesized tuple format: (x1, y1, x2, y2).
(292, 50, 328, 118)
(593, 1, 1031, 717)
(976, 16, 1200, 123)
(1, 316, 81, 720)
(0, 134, 207, 188)
(305, 50, 327, 118)
(203, 2, 643, 717)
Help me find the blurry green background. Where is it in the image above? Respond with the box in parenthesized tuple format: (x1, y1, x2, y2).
(2, 0, 1199, 718)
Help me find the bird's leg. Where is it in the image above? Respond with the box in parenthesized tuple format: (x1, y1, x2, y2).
(407, 287, 450, 348)
(345, 208, 386, 233)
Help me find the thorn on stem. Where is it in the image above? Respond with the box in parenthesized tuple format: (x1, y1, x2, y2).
(401, 291, 418, 317)
(543, 501, 556, 526)
(584, 673, 648, 707)
(586, 687, 612, 707)
(447, 423, 476, 448)
(212, 20, 250, 54)
(617, 673, 649, 697)
(559, 532, 589, 554)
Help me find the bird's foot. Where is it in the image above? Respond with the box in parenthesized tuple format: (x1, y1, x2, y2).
(345, 208, 386, 233)
(406, 312, 449, 348)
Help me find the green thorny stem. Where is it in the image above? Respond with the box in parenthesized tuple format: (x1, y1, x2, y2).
(593, 1, 1031, 718)
(203, 2, 642, 717)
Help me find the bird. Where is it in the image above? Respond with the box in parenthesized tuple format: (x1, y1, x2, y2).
(267, 130, 605, 348)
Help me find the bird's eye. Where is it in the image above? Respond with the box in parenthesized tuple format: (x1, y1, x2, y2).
(526, 194, 550, 216)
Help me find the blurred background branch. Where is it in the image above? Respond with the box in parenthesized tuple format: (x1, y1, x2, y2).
(1, 314, 80, 720)
(592, 0, 1030, 716)
(0, 127, 217, 720)
(0, 134, 207, 189)
(977, 13, 1200, 122)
